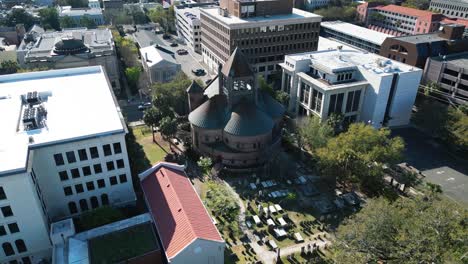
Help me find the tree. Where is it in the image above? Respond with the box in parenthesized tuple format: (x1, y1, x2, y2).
(331, 195, 467, 263)
(148, 6, 174, 33)
(125, 66, 141, 94)
(5, 9, 36, 29)
(274, 90, 290, 107)
(197, 156, 212, 176)
(143, 107, 163, 143)
(151, 72, 192, 115)
(298, 115, 333, 152)
(316, 123, 404, 193)
(79, 15, 97, 29)
(159, 117, 177, 149)
(60, 16, 75, 28)
(447, 106, 468, 153)
(315, 5, 356, 22)
(402, 0, 430, 10)
(131, 10, 148, 25)
(39, 7, 60, 30)
(0, 61, 19, 75)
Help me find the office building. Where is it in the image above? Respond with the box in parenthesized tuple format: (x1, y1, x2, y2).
(175, 5, 201, 53)
(424, 52, 468, 105)
(17, 26, 121, 92)
(430, 0, 468, 20)
(320, 21, 392, 53)
(0, 66, 136, 263)
(188, 49, 285, 168)
(139, 162, 225, 264)
(280, 40, 423, 128)
(200, 0, 321, 80)
(57, 6, 105, 27)
(363, 4, 444, 36)
(380, 24, 468, 68)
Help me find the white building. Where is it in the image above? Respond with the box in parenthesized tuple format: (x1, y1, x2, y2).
(320, 21, 392, 53)
(175, 5, 201, 53)
(88, 0, 100, 9)
(280, 40, 423, 128)
(0, 66, 136, 263)
(305, 0, 329, 10)
(140, 45, 181, 83)
(0, 37, 17, 63)
(57, 6, 105, 27)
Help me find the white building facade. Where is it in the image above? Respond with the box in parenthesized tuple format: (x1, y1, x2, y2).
(280, 44, 423, 128)
(57, 6, 105, 27)
(175, 5, 202, 53)
(0, 66, 136, 263)
(140, 46, 181, 84)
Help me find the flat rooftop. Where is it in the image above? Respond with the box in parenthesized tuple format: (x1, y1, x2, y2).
(201, 7, 321, 28)
(431, 52, 468, 68)
(0, 66, 126, 176)
(391, 32, 447, 44)
(58, 6, 102, 16)
(321, 20, 392, 45)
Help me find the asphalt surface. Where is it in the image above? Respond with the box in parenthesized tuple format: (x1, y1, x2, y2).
(392, 127, 468, 206)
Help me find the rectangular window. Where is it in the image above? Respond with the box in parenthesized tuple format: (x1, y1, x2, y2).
(86, 181, 95, 191)
(110, 176, 118, 185)
(75, 184, 84, 193)
(71, 168, 80, 179)
(113, 143, 122, 154)
(1, 206, 13, 217)
(106, 161, 115, 171)
(352, 90, 361, 112)
(54, 153, 65, 166)
(90, 147, 99, 159)
(116, 159, 125, 169)
(0, 226, 6, 236)
(64, 186, 73, 196)
(93, 164, 103, 174)
(119, 174, 127, 183)
(59, 171, 69, 181)
(82, 166, 91, 176)
(7, 223, 19, 233)
(0, 187, 6, 200)
(103, 144, 112, 156)
(66, 151, 76, 164)
(97, 179, 106, 188)
(78, 149, 88, 161)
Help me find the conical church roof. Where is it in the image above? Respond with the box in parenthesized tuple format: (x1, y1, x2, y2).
(221, 48, 254, 78)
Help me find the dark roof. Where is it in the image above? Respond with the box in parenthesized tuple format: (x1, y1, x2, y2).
(258, 91, 285, 120)
(186, 80, 204, 94)
(188, 94, 228, 129)
(224, 98, 274, 136)
(54, 37, 88, 55)
(221, 48, 254, 78)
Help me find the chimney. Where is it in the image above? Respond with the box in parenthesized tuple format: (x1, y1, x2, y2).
(145, 52, 149, 62)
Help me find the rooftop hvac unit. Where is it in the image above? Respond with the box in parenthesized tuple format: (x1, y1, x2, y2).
(23, 107, 39, 129)
(26, 91, 41, 105)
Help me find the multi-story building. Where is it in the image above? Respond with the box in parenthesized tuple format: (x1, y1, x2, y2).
(430, 0, 468, 20)
(88, 0, 100, 9)
(175, 5, 202, 53)
(17, 26, 121, 92)
(0, 66, 136, 263)
(364, 4, 444, 36)
(305, 0, 329, 10)
(380, 24, 468, 68)
(57, 6, 105, 27)
(320, 21, 392, 54)
(200, 0, 321, 80)
(103, 0, 123, 10)
(424, 52, 468, 105)
(280, 41, 423, 128)
(356, 1, 388, 24)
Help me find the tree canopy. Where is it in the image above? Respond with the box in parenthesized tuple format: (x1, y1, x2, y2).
(332, 195, 467, 263)
(60, 16, 75, 29)
(39, 7, 61, 30)
(298, 115, 333, 152)
(151, 72, 191, 115)
(148, 6, 175, 33)
(4, 9, 36, 29)
(79, 15, 97, 29)
(402, 0, 430, 10)
(316, 123, 404, 192)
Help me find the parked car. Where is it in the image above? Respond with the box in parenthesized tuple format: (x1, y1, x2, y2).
(177, 49, 188, 55)
(162, 34, 171, 40)
(170, 42, 178, 47)
(137, 102, 152, 111)
(192, 68, 205, 76)
(205, 79, 212, 85)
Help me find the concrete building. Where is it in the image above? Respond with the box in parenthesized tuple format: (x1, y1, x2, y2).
(50, 214, 164, 264)
(0, 66, 136, 263)
(380, 24, 468, 68)
(0, 37, 17, 63)
(17, 26, 121, 92)
(175, 5, 202, 53)
(139, 162, 225, 264)
(424, 52, 468, 105)
(103, 0, 124, 10)
(188, 49, 285, 168)
(364, 4, 444, 36)
(320, 21, 392, 54)
(57, 6, 105, 27)
(0, 25, 26, 46)
(200, 0, 321, 80)
(140, 45, 181, 84)
(280, 40, 423, 128)
(305, 0, 329, 10)
(430, 0, 468, 20)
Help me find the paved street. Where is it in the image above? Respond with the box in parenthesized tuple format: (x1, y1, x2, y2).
(393, 127, 468, 206)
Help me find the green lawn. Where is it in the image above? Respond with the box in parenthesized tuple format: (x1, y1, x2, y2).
(133, 126, 169, 164)
(89, 223, 158, 263)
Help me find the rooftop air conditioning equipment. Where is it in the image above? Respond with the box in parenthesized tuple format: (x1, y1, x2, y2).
(26, 91, 41, 105)
(23, 107, 39, 129)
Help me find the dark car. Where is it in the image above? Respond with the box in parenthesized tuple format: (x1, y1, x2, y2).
(177, 49, 188, 55)
(192, 68, 206, 76)
(170, 42, 178, 47)
(205, 79, 212, 85)
(137, 102, 152, 111)
(162, 34, 171, 40)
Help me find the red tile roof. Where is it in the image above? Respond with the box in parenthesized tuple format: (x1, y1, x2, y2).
(140, 163, 223, 260)
(375, 4, 441, 21)
(441, 18, 468, 27)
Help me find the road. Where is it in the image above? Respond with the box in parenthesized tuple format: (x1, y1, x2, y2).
(393, 127, 468, 207)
